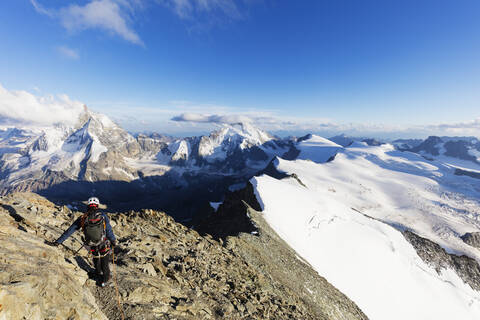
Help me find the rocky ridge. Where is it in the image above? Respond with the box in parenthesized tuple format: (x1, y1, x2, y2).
(0, 192, 368, 320)
(0, 193, 107, 320)
(403, 231, 480, 291)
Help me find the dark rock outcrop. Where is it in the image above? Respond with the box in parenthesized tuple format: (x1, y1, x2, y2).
(195, 182, 261, 239)
(461, 232, 480, 249)
(455, 168, 480, 179)
(410, 136, 443, 155)
(403, 230, 480, 291)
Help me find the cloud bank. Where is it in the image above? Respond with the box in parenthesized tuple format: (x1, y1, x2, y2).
(0, 84, 84, 126)
(2, 85, 478, 139)
(171, 113, 253, 124)
(170, 112, 480, 138)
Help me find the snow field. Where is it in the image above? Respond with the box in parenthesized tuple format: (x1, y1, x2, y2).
(252, 173, 480, 320)
(251, 135, 480, 320)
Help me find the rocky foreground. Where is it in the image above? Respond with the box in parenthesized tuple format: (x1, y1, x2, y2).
(0, 192, 367, 320)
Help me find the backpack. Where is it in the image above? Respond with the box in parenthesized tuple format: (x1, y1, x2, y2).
(81, 212, 107, 246)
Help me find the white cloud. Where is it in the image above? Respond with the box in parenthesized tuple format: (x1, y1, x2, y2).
(6, 87, 474, 139)
(31, 0, 143, 45)
(169, 112, 480, 138)
(57, 46, 80, 59)
(161, 0, 242, 20)
(0, 84, 84, 126)
(31, 0, 256, 46)
(422, 119, 480, 137)
(171, 112, 253, 123)
(30, 0, 54, 17)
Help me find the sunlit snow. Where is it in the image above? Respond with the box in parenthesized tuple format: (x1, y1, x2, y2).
(251, 135, 480, 320)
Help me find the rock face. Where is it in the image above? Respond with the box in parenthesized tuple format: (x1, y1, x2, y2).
(0, 193, 107, 320)
(403, 230, 480, 291)
(455, 168, 480, 180)
(461, 232, 480, 249)
(0, 192, 368, 320)
(195, 182, 261, 239)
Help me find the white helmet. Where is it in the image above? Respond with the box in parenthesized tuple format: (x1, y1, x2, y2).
(87, 197, 100, 206)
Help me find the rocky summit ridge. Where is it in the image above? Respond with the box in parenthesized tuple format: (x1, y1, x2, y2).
(0, 192, 367, 320)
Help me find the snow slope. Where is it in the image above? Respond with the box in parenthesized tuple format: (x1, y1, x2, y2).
(251, 139, 480, 320)
(296, 134, 342, 163)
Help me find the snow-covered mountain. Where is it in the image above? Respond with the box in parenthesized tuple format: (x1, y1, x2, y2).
(0, 106, 143, 194)
(328, 134, 384, 147)
(248, 134, 480, 320)
(130, 122, 290, 177)
(0, 109, 291, 201)
(399, 136, 480, 165)
(186, 123, 287, 170)
(391, 138, 423, 149)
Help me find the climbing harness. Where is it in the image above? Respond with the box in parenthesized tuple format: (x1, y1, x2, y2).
(90, 243, 111, 258)
(112, 250, 126, 320)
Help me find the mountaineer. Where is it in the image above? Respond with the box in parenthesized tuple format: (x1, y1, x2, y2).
(50, 197, 117, 287)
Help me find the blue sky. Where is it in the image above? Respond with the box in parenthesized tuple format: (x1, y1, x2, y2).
(1, 0, 480, 138)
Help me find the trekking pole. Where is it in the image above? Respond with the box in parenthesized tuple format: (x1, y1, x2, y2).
(73, 244, 85, 255)
(112, 250, 126, 320)
(41, 224, 84, 247)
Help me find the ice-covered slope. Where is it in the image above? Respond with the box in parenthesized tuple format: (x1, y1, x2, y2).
(250, 139, 480, 320)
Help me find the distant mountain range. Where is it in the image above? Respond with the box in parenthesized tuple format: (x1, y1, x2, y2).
(404, 136, 480, 164)
(328, 134, 480, 165)
(2, 108, 480, 215)
(0, 108, 293, 216)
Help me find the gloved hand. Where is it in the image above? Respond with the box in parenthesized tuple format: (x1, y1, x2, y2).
(111, 240, 117, 248)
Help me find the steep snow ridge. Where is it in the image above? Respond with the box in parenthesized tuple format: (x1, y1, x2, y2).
(198, 127, 231, 161)
(170, 140, 191, 162)
(250, 139, 480, 320)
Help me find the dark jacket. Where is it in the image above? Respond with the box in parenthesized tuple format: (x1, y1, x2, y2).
(56, 212, 116, 245)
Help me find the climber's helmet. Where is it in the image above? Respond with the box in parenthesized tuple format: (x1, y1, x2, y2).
(87, 197, 100, 208)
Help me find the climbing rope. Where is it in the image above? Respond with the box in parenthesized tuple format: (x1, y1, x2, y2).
(112, 250, 126, 320)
